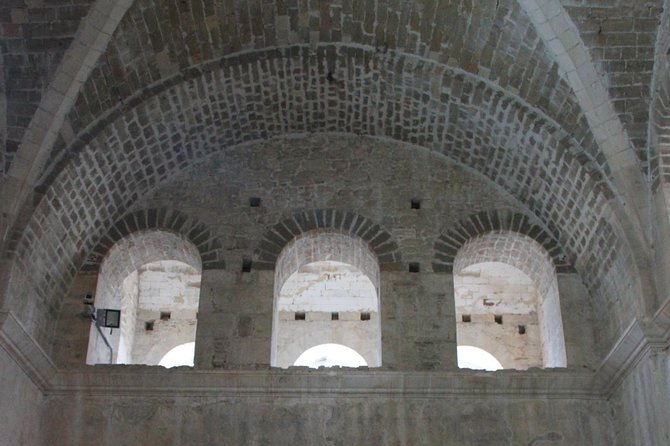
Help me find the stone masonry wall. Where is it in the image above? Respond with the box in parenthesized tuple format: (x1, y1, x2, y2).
(39, 390, 615, 446)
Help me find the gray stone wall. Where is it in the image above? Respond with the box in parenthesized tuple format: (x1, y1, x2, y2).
(0, 347, 43, 446)
(611, 348, 670, 446)
(39, 391, 614, 446)
(47, 134, 601, 370)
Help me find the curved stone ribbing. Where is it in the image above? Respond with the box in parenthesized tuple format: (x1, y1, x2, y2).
(432, 210, 572, 274)
(84, 208, 224, 272)
(256, 209, 401, 270)
(2, 47, 639, 350)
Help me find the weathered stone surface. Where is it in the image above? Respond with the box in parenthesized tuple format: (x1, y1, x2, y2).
(1, 1, 669, 444)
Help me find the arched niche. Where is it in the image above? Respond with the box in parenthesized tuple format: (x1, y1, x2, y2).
(453, 231, 567, 369)
(272, 230, 381, 368)
(86, 230, 202, 365)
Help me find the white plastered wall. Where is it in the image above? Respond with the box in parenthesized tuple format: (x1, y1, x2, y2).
(86, 230, 202, 364)
(272, 231, 381, 368)
(453, 231, 567, 368)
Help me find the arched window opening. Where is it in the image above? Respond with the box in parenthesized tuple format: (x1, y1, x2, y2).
(293, 343, 368, 368)
(159, 342, 196, 368)
(453, 232, 566, 370)
(86, 230, 202, 365)
(457, 346, 503, 371)
(272, 231, 382, 368)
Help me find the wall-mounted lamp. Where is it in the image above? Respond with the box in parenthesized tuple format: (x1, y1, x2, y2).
(95, 309, 121, 328)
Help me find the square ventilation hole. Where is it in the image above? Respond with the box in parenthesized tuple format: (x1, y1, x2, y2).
(462, 314, 471, 323)
(331, 312, 339, 321)
(160, 311, 171, 321)
(408, 262, 420, 273)
(494, 315, 503, 325)
(518, 325, 526, 335)
(410, 199, 421, 210)
(249, 197, 261, 207)
(360, 312, 371, 321)
(295, 312, 306, 321)
(144, 321, 154, 331)
(242, 259, 252, 273)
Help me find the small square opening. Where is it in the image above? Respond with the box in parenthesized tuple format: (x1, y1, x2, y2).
(160, 311, 171, 321)
(295, 312, 306, 321)
(360, 312, 371, 321)
(249, 197, 261, 207)
(242, 259, 252, 273)
(462, 314, 471, 323)
(494, 314, 503, 325)
(331, 312, 339, 321)
(409, 262, 420, 273)
(411, 199, 421, 210)
(518, 325, 526, 335)
(144, 321, 154, 331)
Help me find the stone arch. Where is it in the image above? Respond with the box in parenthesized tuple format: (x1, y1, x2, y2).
(2, 43, 645, 350)
(432, 210, 572, 274)
(83, 208, 224, 272)
(255, 209, 402, 271)
(452, 231, 567, 369)
(86, 229, 202, 365)
(271, 230, 382, 368)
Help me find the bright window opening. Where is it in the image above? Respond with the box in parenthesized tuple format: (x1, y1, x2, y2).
(86, 230, 202, 366)
(271, 232, 382, 368)
(159, 342, 195, 368)
(457, 346, 503, 371)
(453, 232, 567, 370)
(294, 343, 368, 368)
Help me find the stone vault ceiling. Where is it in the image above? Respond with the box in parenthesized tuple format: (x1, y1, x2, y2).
(0, 0, 666, 347)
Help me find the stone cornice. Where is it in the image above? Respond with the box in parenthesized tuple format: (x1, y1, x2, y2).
(595, 297, 670, 398)
(1, 305, 668, 400)
(0, 311, 57, 393)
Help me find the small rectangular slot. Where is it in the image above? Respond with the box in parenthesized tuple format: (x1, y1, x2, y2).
(145, 321, 154, 331)
(249, 197, 261, 207)
(518, 325, 526, 335)
(494, 314, 503, 325)
(360, 312, 371, 321)
(331, 312, 339, 321)
(410, 199, 421, 210)
(160, 311, 171, 321)
(462, 314, 471, 323)
(295, 312, 306, 321)
(242, 259, 252, 273)
(408, 262, 420, 273)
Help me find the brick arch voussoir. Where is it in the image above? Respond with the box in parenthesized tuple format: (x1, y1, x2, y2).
(254, 209, 401, 270)
(432, 210, 573, 274)
(651, 74, 670, 191)
(83, 208, 224, 272)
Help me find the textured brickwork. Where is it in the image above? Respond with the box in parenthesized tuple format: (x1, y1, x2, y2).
(565, 1, 662, 168)
(36, 0, 612, 188)
(433, 209, 572, 274)
(650, 4, 670, 191)
(84, 207, 225, 272)
(258, 211, 400, 271)
(0, 0, 94, 174)
(5, 127, 638, 352)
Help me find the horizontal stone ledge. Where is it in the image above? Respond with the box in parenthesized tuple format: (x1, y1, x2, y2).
(49, 367, 601, 399)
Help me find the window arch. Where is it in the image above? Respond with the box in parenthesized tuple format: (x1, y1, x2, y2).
(86, 230, 202, 365)
(457, 346, 503, 371)
(272, 230, 382, 368)
(293, 343, 368, 369)
(159, 342, 196, 368)
(453, 232, 566, 370)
